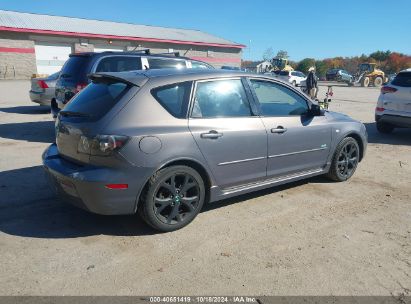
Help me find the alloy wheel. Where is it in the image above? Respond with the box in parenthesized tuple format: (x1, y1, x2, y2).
(336, 142, 359, 178)
(153, 173, 200, 225)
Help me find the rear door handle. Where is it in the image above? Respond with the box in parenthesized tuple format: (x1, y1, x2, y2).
(200, 130, 223, 139)
(271, 126, 287, 134)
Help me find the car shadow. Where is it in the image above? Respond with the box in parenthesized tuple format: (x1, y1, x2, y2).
(364, 122, 411, 145)
(0, 166, 332, 239)
(0, 105, 50, 114)
(0, 121, 55, 143)
(0, 166, 156, 239)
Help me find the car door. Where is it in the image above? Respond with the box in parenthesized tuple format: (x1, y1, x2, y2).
(389, 72, 411, 114)
(188, 78, 267, 188)
(248, 78, 332, 178)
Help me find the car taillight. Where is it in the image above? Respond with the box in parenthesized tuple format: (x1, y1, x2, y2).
(105, 184, 128, 190)
(381, 86, 397, 94)
(376, 107, 385, 112)
(75, 83, 88, 93)
(78, 135, 129, 156)
(38, 80, 49, 89)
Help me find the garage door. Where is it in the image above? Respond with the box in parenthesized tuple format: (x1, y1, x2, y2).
(35, 44, 72, 75)
(94, 46, 124, 53)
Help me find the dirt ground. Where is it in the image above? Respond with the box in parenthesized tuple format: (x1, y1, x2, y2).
(0, 80, 410, 296)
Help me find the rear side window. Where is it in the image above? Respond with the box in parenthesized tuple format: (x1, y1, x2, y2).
(63, 82, 130, 120)
(148, 58, 186, 69)
(151, 82, 192, 118)
(95, 56, 142, 72)
(392, 72, 411, 87)
(60, 56, 91, 82)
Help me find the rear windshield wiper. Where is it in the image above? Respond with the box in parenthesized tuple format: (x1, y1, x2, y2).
(60, 111, 90, 118)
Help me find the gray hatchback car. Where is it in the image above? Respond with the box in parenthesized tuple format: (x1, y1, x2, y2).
(43, 69, 367, 231)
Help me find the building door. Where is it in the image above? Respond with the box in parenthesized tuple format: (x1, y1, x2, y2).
(34, 44, 72, 75)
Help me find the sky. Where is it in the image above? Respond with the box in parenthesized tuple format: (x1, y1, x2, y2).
(1, 0, 410, 61)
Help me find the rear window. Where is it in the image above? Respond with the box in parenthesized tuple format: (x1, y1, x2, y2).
(63, 82, 130, 121)
(279, 71, 289, 76)
(95, 56, 142, 72)
(148, 58, 186, 69)
(151, 82, 192, 118)
(60, 56, 91, 82)
(392, 72, 411, 87)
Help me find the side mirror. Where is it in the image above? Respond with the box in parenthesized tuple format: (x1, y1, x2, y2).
(308, 103, 322, 116)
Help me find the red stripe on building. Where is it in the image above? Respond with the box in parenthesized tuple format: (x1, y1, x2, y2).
(0, 46, 35, 53)
(190, 56, 241, 63)
(0, 26, 246, 49)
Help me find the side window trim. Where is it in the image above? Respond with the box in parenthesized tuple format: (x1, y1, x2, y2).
(247, 77, 311, 117)
(189, 77, 255, 119)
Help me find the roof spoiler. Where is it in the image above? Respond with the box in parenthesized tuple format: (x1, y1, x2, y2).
(88, 73, 138, 86)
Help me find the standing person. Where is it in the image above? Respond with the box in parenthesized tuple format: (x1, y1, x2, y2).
(306, 66, 318, 99)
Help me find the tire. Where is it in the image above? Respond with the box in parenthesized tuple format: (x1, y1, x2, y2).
(138, 165, 206, 232)
(374, 76, 383, 87)
(376, 121, 394, 134)
(326, 137, 360, 182)
(292, 80, 297, 87)
(361, 77, 370, 87)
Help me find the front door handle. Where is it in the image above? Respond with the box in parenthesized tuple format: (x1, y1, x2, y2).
(201, 130, 223, 139)
(271, 126, 287, 134)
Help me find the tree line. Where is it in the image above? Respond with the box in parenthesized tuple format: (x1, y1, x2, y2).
(242, 50, 411, 76)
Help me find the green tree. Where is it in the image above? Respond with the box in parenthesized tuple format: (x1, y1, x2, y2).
(296, 58, 316, 73)
(276, 50, 289, 59)
(315, 60, 328, 78)
(369, 50, 391, 62)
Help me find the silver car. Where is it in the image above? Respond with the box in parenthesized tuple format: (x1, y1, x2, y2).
(43, 69, 367, 232)
(29, 71, 60, 106)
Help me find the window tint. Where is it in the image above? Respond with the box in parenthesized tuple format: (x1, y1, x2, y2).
(250, 80, 308, 116)
(152, 82, 191, 118)
(191, 61, 212, 69)
(96, 56, 142, 72)
(192, 79, 252, 118)
(291, 72, 297, 76)
(148, 58, 186, 69)
(279, 71, 289, 76)
(63, 82, 130, 121)
(392, 72, 411, 87)
(60, 55, 91, 82)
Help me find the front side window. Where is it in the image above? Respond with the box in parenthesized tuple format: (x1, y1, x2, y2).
(192, 79, 252, 118)
(250, 80, 308, 116)
(152, 82, 192, 118)
(148, 58, 186, 69)
(95, 56, 142, 72)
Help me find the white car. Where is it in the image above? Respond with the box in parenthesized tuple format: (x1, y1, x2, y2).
(277, 70, 306, 86)
(375, 69, 411, 133)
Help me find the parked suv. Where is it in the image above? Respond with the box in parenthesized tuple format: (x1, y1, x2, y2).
(52, 50, 213, 117)
(277, 70, 306, 86)
(326, 69, 353, 82)
(43, 69, 367, 232)
(375, 69, 411, 133)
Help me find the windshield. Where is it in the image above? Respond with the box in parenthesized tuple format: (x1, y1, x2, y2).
(62, 82, 130, 121)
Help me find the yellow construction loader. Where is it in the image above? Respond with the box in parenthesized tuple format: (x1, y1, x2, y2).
(349, 63, 387, 87)
(271, 58, 294, 72)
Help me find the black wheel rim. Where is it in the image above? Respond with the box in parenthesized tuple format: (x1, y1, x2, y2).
(153, 173, 200, 225)
(337, 142, 358, 178)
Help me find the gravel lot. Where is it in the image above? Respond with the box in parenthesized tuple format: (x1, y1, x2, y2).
(0, 80, 410, 296)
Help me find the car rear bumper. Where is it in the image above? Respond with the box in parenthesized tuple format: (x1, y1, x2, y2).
(29, 91, 50, 106)
(375, 114, 411, 128)
(42, 144, 152, 215)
